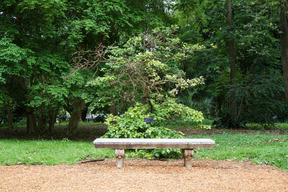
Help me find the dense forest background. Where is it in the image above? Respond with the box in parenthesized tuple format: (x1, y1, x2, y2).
(1, 0, 288, 135)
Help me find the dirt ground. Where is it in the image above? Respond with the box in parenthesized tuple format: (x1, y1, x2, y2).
(1, 125, 287, 191)
(1, 159, 287, 192)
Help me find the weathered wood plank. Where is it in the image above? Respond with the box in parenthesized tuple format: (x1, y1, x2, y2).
(93, 138, 215, 149)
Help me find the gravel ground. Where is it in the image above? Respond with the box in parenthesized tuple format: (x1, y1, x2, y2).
(1, 159, 287, 192)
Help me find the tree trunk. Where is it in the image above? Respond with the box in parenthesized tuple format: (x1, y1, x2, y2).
(7, 106, 13, 130)
(67, 98, 85, 134)
(49, 110, 56, 134)
(110, 98, 116, 115)
(37, 115, 46, 132)
(227, 0, 237, 118)
(280, 1, 288, 105)
(27, 107, 36, 134)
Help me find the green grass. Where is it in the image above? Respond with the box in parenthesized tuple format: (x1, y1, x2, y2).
(247, 122, 288, 129)
(190, 133, 288, 171)
(0, 133, 287, 171)
(0, 138, 114, 165)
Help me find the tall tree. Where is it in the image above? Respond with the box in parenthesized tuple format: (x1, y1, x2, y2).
(280, 0, 288, 105)
(226, 0, 237, 119)
(1, 0, 177, 134)
(176, 0, 285, 125)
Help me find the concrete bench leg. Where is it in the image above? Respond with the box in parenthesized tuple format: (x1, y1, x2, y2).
(182, 149, 194, 168)
(115, 149, 125, 169)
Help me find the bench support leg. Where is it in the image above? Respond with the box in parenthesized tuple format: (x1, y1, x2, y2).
(115, 149, 125, 169)
(182, 149, 194, 168)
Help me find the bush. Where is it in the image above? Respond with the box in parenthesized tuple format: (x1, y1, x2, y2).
(103, 98, 209, 158)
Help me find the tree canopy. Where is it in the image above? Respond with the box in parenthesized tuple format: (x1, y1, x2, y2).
(0, 0, 287, 134)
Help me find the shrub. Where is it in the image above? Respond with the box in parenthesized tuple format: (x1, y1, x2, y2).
(103, 98, 209, 158)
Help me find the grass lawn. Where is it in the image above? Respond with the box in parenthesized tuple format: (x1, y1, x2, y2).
(0, 132, 287, 171)
(192, 133, 288, 171)
(0, 139, 114, 165)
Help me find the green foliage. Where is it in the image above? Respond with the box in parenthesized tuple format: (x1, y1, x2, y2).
(0, 37, 33, 83)
(90, 26, 205, 110)
(176, 0, 285, 127)
(212, 72, 287, 128)
(178, 89, 214, 117)
(103, 102, 182, 139)
(103, 98, 209, 158)
(1, 0, 287, 134)
(1, 0, 175, 131)
(163, 118, 214, 128)
(232, 73, 287, 125)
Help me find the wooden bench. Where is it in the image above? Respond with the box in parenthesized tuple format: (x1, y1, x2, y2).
(93, 138, 215, 168)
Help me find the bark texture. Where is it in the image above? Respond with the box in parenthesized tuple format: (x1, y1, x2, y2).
(67, 98, 85, 134)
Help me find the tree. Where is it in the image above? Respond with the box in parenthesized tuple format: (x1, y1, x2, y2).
(226, 0, 237, 119)
(280, 0, 288, 105)
(0, 1, 73, 133)
(175, 0, 285, 126)
(83, 27, 205, 114)
(99, 27, 210, 158)
(0, 0, 176, 134)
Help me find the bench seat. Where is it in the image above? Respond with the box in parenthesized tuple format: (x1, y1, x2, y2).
(93, 138, 215, 168)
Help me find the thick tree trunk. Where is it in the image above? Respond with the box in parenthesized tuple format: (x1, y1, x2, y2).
(37, 115, 46, 132)
(7, 106, 13, 130)
(67, 98, 85, 134)
(227, 0, 237, 118)
(280, 2, 288, 105)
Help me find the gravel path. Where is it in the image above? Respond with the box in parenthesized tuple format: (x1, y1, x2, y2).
(1, 159, 287, 192)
